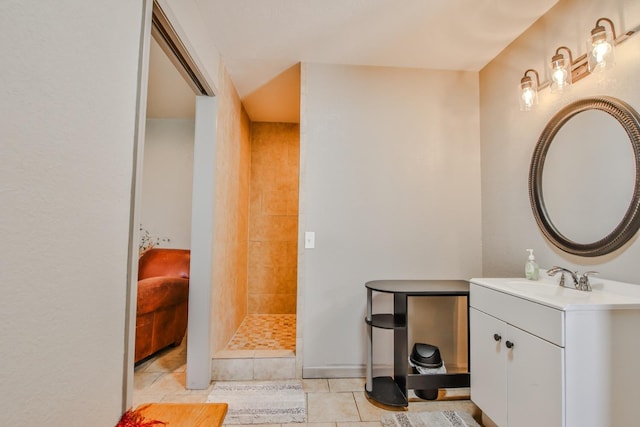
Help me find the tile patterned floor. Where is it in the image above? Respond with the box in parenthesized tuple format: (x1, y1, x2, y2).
(133, 340, 485, 426)
(225, 314, 296, 351)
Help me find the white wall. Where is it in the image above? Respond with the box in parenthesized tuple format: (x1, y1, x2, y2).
(142, 119, 195, 249)
(0, 1, 144, 425)
(299, 63, 482, 376)
(480, 0, 640, 283)
(187, 96, 218, 389)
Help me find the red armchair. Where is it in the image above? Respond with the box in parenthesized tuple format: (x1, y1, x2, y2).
(135, 248, 190, 363)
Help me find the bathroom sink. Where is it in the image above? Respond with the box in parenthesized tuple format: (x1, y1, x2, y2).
(503, 279, 588, 296)
(470, 277, 640, 311)
(502, 279, 591, 304)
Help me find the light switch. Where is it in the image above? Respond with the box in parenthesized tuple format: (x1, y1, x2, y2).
(304, 231, 315, 249)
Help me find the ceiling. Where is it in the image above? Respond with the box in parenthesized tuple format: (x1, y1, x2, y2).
(149, 0, 559, 122)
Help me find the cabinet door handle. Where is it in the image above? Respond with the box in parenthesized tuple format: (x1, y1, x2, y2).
(493, 333, 502, 342)
(505, 340, 514, 349)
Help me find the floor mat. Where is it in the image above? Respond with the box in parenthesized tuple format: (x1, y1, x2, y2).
(206, 380, 306, 424)
(381, 410, 481, 427)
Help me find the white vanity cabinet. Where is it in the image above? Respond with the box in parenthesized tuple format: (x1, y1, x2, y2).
(470, 278, 640, 427)
(470, 306, 563, 427)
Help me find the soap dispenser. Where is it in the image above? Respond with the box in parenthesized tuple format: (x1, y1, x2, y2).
(525, 249, 539, 280)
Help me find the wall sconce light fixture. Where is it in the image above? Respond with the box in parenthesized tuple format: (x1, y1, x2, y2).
(587, 18, 616, 72)
(519, 69, 541, 111)
(518, 16, 635, 111)
(550, 46, 573, 92)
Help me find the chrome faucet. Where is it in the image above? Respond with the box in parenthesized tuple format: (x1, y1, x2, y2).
(547, 266, 579, 289)
(547, 266, 597, 292)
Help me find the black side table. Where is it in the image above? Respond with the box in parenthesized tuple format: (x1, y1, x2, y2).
(365, 280, 470, 407)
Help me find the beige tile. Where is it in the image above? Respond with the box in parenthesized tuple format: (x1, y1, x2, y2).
(185, 382, 216, 395)
(337, 423, 382, 427)
(250, 166, 277, 191)
(307, 392, 361, 422)
(211, 358, 254, 381)
(250, 215, 297, 242)
(288, 141, 300, 167)
(254, 349, 296, 358)
(134, 357, 156, 373)
(214, 349, 256, 359)
(255, 142, 288, 167)
(281, 294, 297, 313)
(303, 379, 330, 393)
(250, 191, 263, 216)
(407, 399, 480, 417)
(352, 392, 389, 422)
(146, 372, 188, 395)
(247, 294, 260, 313)
(253, 357, 296, 380)
(228, 424, 282, 427)
(133, 372, 163, 391)
(248, 283, 295, 300)
(276, 170, 299, 192)
(329, 378, 366, 392)
(144, 355, 186, 373)
(259, 189, 299, 217)
(286, 198, 299, 215)
(261, 190, 289, 216)
(160, 393, 209, 403)
(275, 266, 298, 292)
(286, 241, 298, 266)
(248, 241, 292, 267)
(249, 294, 297, 314)
(248, 265, 274, 293)
(132, 393, 167, 408)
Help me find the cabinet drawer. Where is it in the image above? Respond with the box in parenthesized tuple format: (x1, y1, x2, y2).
(471, 283, 564, 347)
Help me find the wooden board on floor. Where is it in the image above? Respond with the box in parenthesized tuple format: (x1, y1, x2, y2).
(135, 403, 227, 426)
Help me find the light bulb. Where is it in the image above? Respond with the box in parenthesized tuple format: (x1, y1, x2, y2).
(549, 52, 571, 92)
(521, 87, 535, 107)
(587, 23, 615, 72)
(518, 72, 538, 111)
(552, 66, 568, 87)
(592, 40, 612, 65)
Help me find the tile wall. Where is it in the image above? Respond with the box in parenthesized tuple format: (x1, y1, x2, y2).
(211, 65, 252, 353)
(248, 122, 300, 314)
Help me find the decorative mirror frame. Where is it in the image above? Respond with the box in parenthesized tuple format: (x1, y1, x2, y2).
(529, 96, 640, 257)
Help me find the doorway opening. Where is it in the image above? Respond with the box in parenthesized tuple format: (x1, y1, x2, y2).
(131, 0, 213, 406)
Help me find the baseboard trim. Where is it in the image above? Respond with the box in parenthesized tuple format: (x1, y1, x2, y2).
(303, 365, 366, 378)
(303, 362, 468, 379)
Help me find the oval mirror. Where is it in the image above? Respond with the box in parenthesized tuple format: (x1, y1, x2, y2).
(529, 96, 640, 257)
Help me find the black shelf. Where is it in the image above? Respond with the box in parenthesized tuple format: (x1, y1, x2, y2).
(365, 280, 470, 408)
(364, 376, 407, 407)
(407, 372, 470, 389)
(365, 313, 406, 329)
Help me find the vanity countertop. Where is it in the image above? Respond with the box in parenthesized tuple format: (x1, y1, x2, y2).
(470, 276, 640, 311)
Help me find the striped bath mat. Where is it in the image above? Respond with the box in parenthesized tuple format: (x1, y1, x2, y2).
(206, 380, 306, 424)
(381, 410, 481, 427)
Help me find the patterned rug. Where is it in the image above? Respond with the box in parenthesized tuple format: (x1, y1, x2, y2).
(381, 410, 481, 427)
(206, 380, 306, 424)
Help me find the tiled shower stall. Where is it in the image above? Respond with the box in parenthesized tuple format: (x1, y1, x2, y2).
(212, 121, 300, 380)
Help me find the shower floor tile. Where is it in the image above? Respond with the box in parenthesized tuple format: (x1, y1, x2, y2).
(225, 314, 296, 351)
